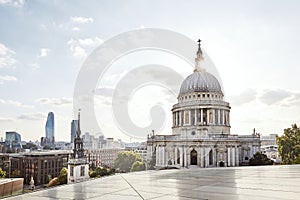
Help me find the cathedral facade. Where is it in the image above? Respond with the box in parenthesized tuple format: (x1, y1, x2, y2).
(147, 40, 260, 168)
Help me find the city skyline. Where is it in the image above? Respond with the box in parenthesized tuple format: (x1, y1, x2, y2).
(1, 0, 300, 142)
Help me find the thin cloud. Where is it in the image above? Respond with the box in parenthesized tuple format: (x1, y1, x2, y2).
(0, 98, 32, 108)
(70, 16, 94, 24)
(0, 42, 16, 69)
(67, 37, 103, 58)
(28, 63, 40, 70)
(72, 27, 80, 31)
(0, 75, 17, 84)
(94, 87, 114, 97)
(17, 112, 45, 121)
(36, 97, 72, 106)
(0, 117, 14, 122)
(39, 48, 50, 57)
(0, 0, 24, 7)
(259, 89, 290, 105)
(230, 88, 257, 106)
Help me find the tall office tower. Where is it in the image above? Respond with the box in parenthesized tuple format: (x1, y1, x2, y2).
(45, 112, 55, 145)
(71, 120, 78, 144)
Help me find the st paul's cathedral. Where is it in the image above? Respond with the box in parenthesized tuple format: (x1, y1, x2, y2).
(147, 40, 261, 168)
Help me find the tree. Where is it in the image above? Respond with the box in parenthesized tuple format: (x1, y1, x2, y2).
(114, 151, 142, 172)
(90, 162, 96, 170)
(57, 167, 68, 185)
(89, 166, 114, 178)
(22, 143, 38, 150)
(131, 161, 145, 172)
(0, 168, 6, 178)
(89, 170, 98, 178)
(96, 166, 109, 176)
(43, 145, 53, 150)
(249, 152, 274, 166)
(277, 124, 300, 164)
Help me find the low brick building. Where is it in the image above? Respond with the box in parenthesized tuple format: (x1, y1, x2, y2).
(10, 150, 71, 185)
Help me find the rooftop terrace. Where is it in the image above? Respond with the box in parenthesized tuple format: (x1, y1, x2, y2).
(7, 165, 300, 200)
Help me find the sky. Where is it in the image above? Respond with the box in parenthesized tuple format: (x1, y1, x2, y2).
(1, 0, 300, 142)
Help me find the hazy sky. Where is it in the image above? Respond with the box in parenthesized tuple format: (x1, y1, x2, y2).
(1, 0, 300, 142)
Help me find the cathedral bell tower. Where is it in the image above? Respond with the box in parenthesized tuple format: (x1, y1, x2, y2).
(73, 110, 84, 158)
(68, 110, 89, 183)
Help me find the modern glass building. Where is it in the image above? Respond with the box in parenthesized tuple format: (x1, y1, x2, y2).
(5, 131, 22, 149)
(45, 112, 55, 145)
(70, 120, 78, 144)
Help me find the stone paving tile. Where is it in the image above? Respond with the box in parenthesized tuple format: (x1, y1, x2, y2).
(5, 165, 300, 200)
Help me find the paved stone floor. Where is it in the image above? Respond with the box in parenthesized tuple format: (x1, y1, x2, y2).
(6, 165, 300, 200)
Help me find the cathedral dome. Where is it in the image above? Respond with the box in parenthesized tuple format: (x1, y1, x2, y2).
(179, 39, 223, 96)
(179, 71, 223, 96)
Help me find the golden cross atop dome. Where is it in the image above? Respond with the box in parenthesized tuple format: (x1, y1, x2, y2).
(197, 39, 201, 45)
(194, 38, 204, 72)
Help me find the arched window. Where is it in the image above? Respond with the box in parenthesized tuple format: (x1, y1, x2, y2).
(190, 149, 197, 165)
(209, 150, 213, 165)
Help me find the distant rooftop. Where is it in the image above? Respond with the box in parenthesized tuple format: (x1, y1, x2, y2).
(7, 165, 300, 200)
(0, 150, 72, 157)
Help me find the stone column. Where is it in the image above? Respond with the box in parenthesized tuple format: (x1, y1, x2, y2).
(207, 109, 210, 125)
(231, 147, 235, 166)
(163, 147, 169, 166)
(200, 148, 204, 168)
(173, 113, 175, 127)
(156, 146, 159, 166)
(159, 146, 163, 165)
(222, 110, 225, 125)
(174, 147, 177, 165)
(212, 109, 215, 124)
(194, 109, 197, 125)
(235, 147, 239, 166)
(218, 109, 221, 125)
(205, 148, 209, 167)
(250, 146, 253, 157)
(212, 148, 216, 166)
(174, 112, 176, 126)
(162, 146, 165, 166)
(227, 147, 231, 167)
(189, 110, 191, 125)
(179, 111, 182, 126)
(180, 147, 183, 167)
(173, 112, 176, 126)
(200, 109, 203, 124)
(184, 146, 187, 167)
(187, 149, 190, 166)
(197, 147, 201, 166)
(228, 112, 230, 126)
(225, 110, 229, 126)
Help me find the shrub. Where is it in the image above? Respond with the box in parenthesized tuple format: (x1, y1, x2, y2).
(48, 177, 59, 187)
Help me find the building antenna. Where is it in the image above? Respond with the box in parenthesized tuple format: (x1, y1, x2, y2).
(77, 109, 81, 138)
